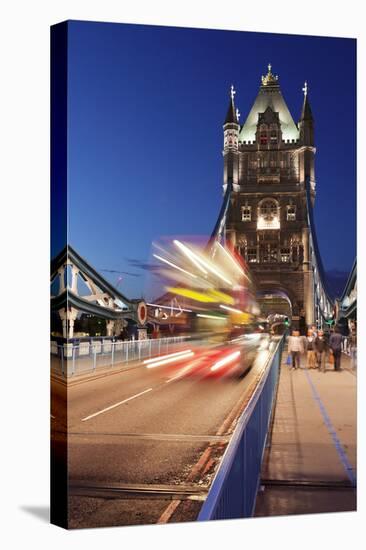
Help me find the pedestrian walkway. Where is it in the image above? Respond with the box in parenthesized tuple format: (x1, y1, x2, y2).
(254, 347, 357, 517)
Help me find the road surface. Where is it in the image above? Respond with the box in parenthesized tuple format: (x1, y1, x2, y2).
(51, 340, 274, 528)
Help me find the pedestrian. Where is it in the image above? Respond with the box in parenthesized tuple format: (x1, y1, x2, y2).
(350, 324, 357, 369)
(314, 330, 327, 372)
(287, 330, 304, 370)
(305, 329, 316, 369)
(310, 325, 318, 338)
(329, 325, 343, 371)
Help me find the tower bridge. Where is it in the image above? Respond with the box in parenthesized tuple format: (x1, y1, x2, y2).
(218, 64, 354, 331)
(51, 62, 357, 529)
(50, 65, 356, 341)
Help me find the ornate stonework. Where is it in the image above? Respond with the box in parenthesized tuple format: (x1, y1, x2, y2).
(223, 66, 316, 327)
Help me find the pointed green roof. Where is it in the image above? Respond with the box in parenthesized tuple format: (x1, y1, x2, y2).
(239, 64, 299, 142)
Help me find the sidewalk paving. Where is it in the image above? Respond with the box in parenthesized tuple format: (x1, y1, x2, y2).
(254, 349, 357, 517)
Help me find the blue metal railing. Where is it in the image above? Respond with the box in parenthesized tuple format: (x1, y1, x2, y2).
(197, 336, 285, 521)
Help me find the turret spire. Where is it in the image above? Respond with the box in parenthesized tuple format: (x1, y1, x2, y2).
(302, 80, 308, 97)
(230, 83, 236, 101)
(300, 80, 313, 121)
(224, 84, 239, 125)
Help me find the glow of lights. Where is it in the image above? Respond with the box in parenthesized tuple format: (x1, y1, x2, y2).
(143, 349, 193, 364)
(194, 257, 233, 286)
(210, 350, 241, 372)
(144, 350, 194, 368)
(219, 304, 244, 314)
(167, 287, 217, 303)
(257, 216, 280, 230)
(153, 254, 197, 279)
(197, 313, 226, 320)
(209, 289, 234, 305)
(166, 364, 196, 382)
(173, 240, 208, 274)
(174, 239, 232, 285)
(217, 242, 249, 279)
(147, 303, 192, 313)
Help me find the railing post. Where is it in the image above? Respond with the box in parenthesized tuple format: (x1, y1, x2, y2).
(72, 346, 76, 376)
(197, 336, 285, 522)
(93, 345, 96, 371)
(111, 342, 115, 368)
(60, 345, 64, 377)
(126, 341, 129, 363)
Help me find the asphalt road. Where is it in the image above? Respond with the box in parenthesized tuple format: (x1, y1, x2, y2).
(51, 340, 274, 528)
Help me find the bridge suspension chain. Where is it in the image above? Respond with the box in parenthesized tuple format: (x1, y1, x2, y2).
(305, 178, 334, 324)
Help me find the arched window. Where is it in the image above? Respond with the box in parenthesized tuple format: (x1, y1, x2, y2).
(270, 125, 278, 144)
(260, 199, 278, 219)
(257, 199, 280, 230)
(259, 124, 268, 145)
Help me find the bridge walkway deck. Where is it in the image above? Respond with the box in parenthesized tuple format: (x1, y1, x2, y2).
(254, 348, 357, 517)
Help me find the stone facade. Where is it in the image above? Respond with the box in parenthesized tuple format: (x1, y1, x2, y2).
(223, 67, 315, 326)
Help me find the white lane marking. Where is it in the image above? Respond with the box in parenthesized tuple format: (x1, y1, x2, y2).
(81, 388, 153, 422)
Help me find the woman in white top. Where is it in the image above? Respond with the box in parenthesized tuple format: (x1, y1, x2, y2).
(287, 330, 305, 370)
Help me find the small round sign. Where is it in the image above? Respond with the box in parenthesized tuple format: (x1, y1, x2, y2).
(137, 301, 147, 325)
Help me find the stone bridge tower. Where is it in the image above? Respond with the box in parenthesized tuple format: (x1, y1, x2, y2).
(223, 65, 315, 329)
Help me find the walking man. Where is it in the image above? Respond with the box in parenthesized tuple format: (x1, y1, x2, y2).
(314, 330, 327, 372)
(306, 329, 316, 369)
(287, 330, 304, 370)
(329, 326, 343, 371)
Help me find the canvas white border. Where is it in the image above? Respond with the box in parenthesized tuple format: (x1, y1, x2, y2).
(1, 1, 363, 549)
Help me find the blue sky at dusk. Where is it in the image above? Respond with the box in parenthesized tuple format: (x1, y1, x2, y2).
(65, 20, 356, 299)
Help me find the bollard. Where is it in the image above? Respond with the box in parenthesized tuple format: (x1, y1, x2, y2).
(111, 342, 114, 367)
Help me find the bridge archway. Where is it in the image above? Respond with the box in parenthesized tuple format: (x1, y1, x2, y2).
(256, 284, 305, 332)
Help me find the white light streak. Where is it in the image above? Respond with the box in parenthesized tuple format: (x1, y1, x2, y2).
(174, 240, 232, 285)
(147, 303, 192, 313)
(210, 350, 241, 372)
(173, 240, 208, 274)
(144, 351, 194, 368)
(143, 349, 193, 365)
(193, 254, 233, 286)
(217, 242, 247, 278)
(153, 254, 197, 279)
(219, 304, 244, 314)
(197, 313, 226, 321)
(166, 363, 196, 383)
